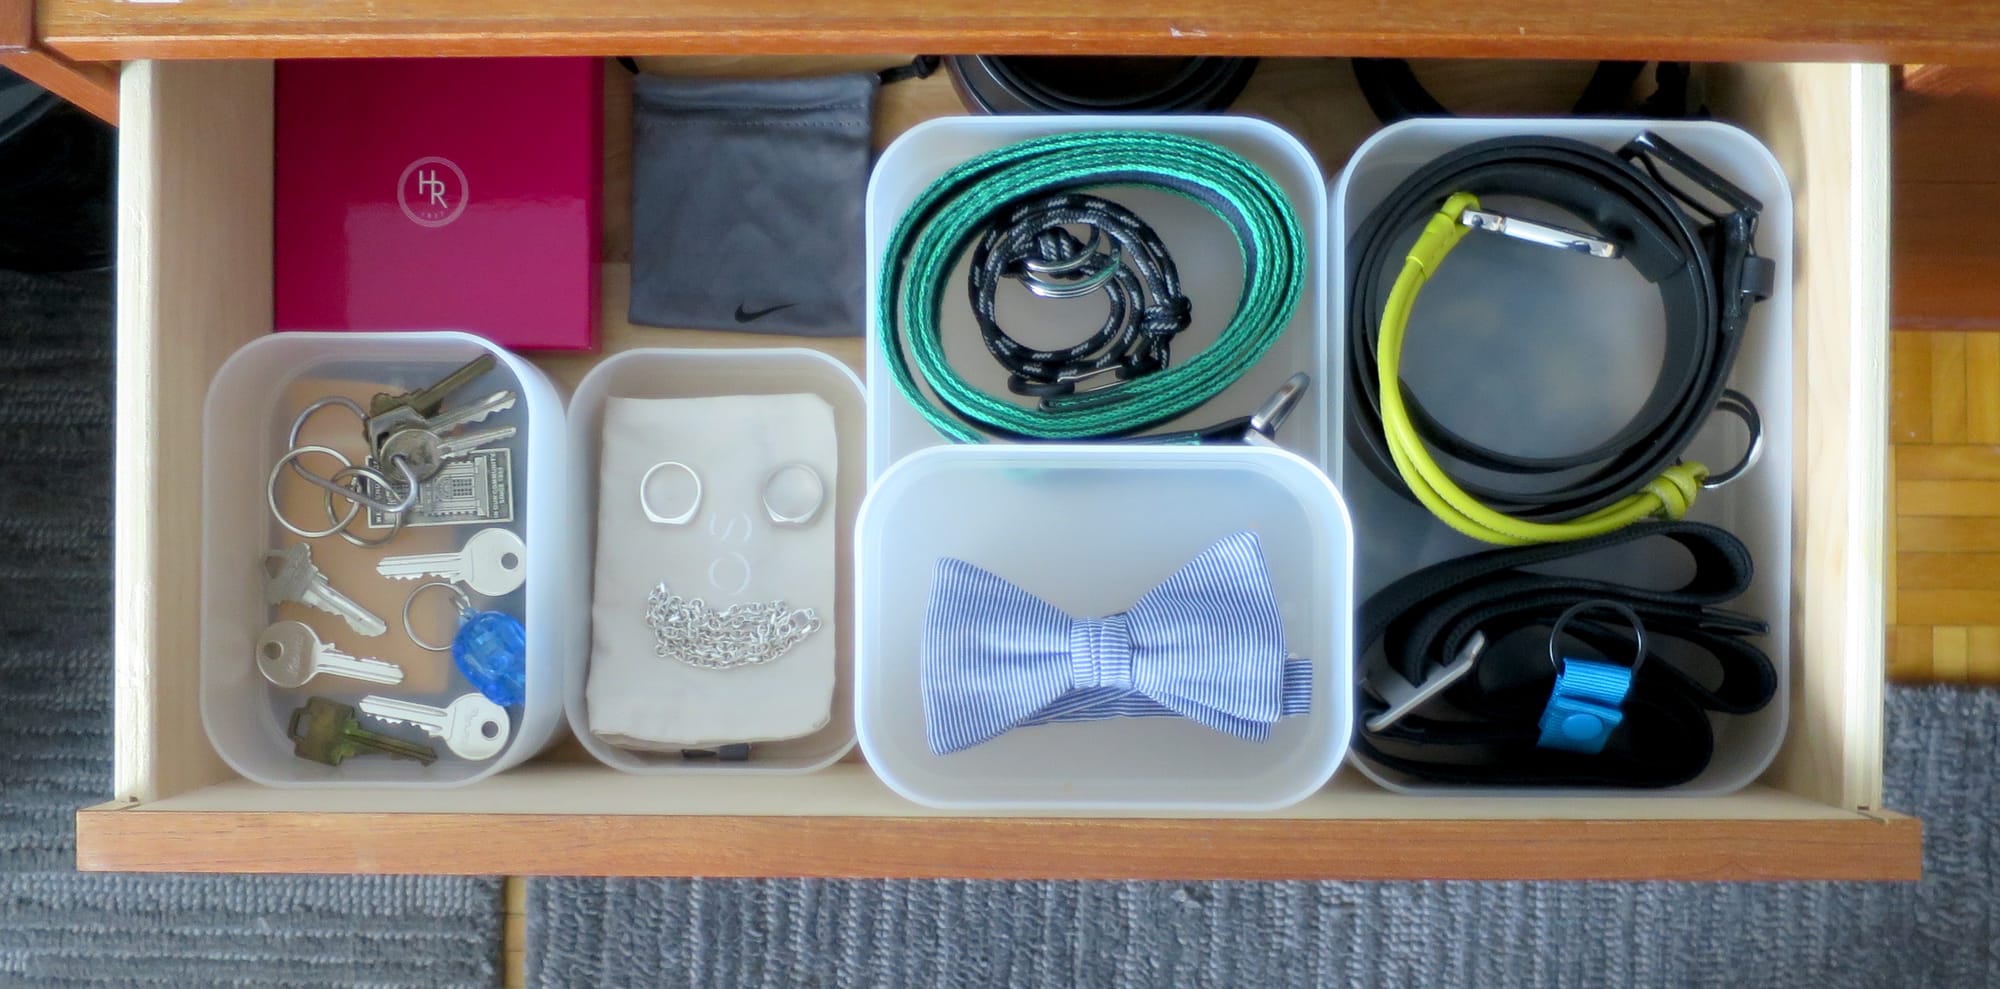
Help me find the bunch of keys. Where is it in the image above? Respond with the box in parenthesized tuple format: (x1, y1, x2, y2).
(405, 581, 527, 707)
(289, 696, 437, 767)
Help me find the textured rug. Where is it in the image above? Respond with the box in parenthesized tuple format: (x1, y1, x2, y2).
(527, 684, 1998, 989)
(0, 266, 505, 988)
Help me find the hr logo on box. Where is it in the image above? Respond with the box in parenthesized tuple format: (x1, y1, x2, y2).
(397, 155, 469, 228)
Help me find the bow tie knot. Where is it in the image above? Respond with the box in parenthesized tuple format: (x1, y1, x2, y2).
(922, 531, 1312, 755)
(1070, 617, 1135, 690)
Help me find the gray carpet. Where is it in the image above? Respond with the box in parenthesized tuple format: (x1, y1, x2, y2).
(0, 266, 505, 987)
(528, 683, 1999, 988)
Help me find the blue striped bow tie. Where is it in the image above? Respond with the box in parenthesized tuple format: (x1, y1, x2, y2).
(921, 530, 1311, 755)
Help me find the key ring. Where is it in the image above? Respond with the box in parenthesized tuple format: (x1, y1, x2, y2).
(286, 396, 368, 482)
(1547, 599, 1648, 675)
(321, 465, 406, 547)
(404, 580, 473, 653)
(269, 445, 363, 538)
(761, 462, 825, 527)
(1698, 389, 1763, 490)
(283, 395, 424, 515)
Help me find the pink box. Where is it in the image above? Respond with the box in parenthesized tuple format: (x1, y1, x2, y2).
(275, 57, 602, 351)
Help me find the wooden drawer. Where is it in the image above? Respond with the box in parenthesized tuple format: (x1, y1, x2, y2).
(78, 58, 1914, 881)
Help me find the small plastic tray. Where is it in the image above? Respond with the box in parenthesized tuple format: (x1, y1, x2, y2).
(855, 443, 1354, 811)
(200, 331, 568, 787)
(563, 348, 866, 774)
(865, 114, 1334, 481)
(1332, 118, 1795, 797)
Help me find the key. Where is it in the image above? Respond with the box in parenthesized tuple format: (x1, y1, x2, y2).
(368, 354, 497, 418)
(358, 692, 511, 761)
(416, 389, 516, 435)
(376, 527, 526, 597)
(288, 696, 437, 766)
(263, 543, 387, 637)
(366, 355, 501, 454)
(257, 620, 405, 688)
(379, 424, 518, 482)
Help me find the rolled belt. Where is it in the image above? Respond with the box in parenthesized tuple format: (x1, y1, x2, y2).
(1349, 59, 1701, 125)
(1347, 131, 1776, 545)
(946, 56, 1258, 115)
(1355, 521, 1777, 788)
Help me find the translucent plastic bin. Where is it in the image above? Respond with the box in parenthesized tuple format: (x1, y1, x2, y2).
(1332, 118, 1795, 796)
(200, 331, 568, 787)
(865, 114, 1333, 480)
(563, 348, 866, 774)
(855, 444, 1354, 811)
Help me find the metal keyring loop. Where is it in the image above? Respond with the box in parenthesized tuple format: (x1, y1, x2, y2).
(285, 396, 369, 483)
(403, 580, 472, 653)
(268, 445, 362, 539)
(1021, 237, 1124, 300)
(1698, 389, 1763, 490)
(322, 464, 406, 547)
(1547, 599, 1648, 675)
(761, 462, 826, 528)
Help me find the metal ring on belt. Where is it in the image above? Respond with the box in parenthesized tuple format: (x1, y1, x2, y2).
(946, 56, 1258, 115)
(1356, 521, 1777, 788)
(1346, 131, 1777, 545)
(1350, 59, 1700, 124)
(878, 130, 1307, 442)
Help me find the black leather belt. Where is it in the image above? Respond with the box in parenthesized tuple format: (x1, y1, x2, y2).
(1347, 131, 1776, 526)
(945, 56, 1258, 115)
(1350, 59, 1700, 124)
(1356, 521, 1777, 788)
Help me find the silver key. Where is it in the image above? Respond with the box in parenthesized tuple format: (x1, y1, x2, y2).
(369, 354, 497, 418)
(256, 620, 405, 688)
(376, 527, 527, 596)
(366, 355, 501, 453)
(263, 543, 387, 638)
(416, 389, 516, 435)
(357, 693, 510, 761)
(380, 425, 518, 482)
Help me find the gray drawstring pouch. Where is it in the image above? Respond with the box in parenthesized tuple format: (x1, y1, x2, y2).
(629, 72, 877, 336)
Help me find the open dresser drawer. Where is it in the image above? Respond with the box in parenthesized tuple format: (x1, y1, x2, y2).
(77, 57, 1912, 880)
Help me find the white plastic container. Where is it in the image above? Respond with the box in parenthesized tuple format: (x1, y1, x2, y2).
(563, 348, 866, 774)
(1332, 119, 1795, 796)
(200, 331, 568, 787)
(865, 115, 1333, 481)
(855, 444, 1354, 811)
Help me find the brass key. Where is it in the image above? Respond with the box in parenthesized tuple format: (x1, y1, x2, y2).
(368, 353, 497, 418)
(288, 697, 438, 766)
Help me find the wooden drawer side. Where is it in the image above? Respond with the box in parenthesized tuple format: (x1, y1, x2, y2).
(114, 59, 273, 803)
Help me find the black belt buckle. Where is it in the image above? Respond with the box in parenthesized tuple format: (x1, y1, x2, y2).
(1619, 131, 1777, 321)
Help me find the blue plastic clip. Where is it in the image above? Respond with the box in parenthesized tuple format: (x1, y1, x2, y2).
(1536, 600, 1647, 755)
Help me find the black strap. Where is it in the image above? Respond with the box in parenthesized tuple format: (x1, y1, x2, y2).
(945, 56, 1257, 114)
(968, 192, 1192, 399)
(1356, 521, 1776, 787)
(1350, 59, 1703, 124)
(1346, 131, 1776, 522)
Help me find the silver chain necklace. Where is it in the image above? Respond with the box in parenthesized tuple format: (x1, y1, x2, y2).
(644, 583, 823, 670)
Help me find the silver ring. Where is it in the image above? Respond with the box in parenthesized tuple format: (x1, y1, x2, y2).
(268, 445, 362, 538)
(1547, 599, 1648, 676)
(639, 461, 701, 525)
(1699, 390, 1764, 490)
(285, 396, 368, 484)
(762, 462, 826, 527)
(322, 465, 406, 547)
(1021, 236, 1124, 300)
(404, 580, 472, 653)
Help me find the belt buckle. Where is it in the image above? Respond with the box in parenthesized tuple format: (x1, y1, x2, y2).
(1458, 209, 1622, 259)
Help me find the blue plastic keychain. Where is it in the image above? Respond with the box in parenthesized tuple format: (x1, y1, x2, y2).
(404, 581, 526, 707)
(1537, 600, 1647, 755)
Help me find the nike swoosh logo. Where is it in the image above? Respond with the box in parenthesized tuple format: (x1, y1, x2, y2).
(734, 302, 797, 323)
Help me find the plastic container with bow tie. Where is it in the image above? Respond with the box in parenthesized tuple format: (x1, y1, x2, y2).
(854, 444, 1354, 811)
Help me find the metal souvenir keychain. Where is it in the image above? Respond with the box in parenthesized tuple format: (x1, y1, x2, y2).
(404, 581, 528, 707)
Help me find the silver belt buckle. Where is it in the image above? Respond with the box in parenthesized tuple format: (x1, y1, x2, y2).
(1460, 209, 1622, 259)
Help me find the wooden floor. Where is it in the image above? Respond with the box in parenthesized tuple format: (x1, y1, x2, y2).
(1889, 66, 2000, 683)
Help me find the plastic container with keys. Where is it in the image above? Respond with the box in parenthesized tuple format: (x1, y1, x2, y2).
(199, 331, 568, 787)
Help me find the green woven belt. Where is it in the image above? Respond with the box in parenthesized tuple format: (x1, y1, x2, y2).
(876, 130, 1308, 441)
